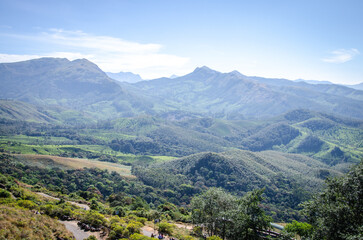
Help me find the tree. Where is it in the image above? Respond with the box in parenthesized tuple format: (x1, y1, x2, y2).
(227, 189, 271, 240)
(302, 160, 363, 240)
(191, 188, 271, 240)
(191, 188, 235, 237)
(284, 220, 312, 239)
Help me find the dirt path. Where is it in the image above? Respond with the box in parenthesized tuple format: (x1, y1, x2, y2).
(60, 220, 102, 240)
(36, 192, 90, 210)
(142, 226, 155, 237)
(174, 223, 193, 230)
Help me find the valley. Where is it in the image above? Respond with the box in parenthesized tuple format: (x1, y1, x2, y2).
(0, 57, 362, 240)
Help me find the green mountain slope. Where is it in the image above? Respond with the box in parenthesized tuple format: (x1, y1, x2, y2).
(0, 99, 94, 124)
(132, 66, 363, 119)
(133, 149, 340, 220)
(0, 58, 154, 118)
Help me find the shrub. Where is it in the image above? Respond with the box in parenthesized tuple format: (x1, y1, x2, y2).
(85, 236, 97, 240)
(192, 226, 203, 236)
(207, 236, 222, 240)
(129, 233, 154, 240)
(82, 210, 107, 228)
(126, 220, 143, 234)
(158, 221, 174, 235)
(16, 200, 37, 209)
(0, 189, 11, 198)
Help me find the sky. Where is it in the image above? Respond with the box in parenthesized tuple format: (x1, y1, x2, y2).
(0, 0, 362, 84)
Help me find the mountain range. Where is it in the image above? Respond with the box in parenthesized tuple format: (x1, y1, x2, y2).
(0, 57, 362, 166)
(1, 57, 363, 120)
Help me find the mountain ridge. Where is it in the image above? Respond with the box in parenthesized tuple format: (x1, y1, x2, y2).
(1, 57, 363, 120)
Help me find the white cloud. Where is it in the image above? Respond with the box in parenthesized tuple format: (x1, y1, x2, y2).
(0, 29, 190, 78)
(44, 29, 162, 54)
(322, 48, 360, 63)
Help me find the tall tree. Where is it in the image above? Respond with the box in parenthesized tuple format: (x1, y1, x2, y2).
(191, 188, 235, 237)
(191, 188, 271, 239)
(302, 160, 363, 240)
(227, 189, 271, 240)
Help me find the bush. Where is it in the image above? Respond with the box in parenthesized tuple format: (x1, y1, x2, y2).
(192, 226, 202, 237)
(158, 221, 174, 235)
(82, 210, 107, 228)
(16, 200, 37, 209)
(0, 189, 11, 198)
(207, 236, 222, 240)
(129, 233, 154, 240)
(174, 234, 197, 240)
(126, 220, 143, 234)
(285, 220, 313, 238)
(85, 236, 97, 240)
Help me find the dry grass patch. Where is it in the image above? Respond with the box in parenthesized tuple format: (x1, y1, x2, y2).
(0, 205, 75, 240)
(14, 154, 134, 178)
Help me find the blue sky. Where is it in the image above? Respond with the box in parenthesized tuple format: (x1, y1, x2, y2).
(0, 0, 362, 83)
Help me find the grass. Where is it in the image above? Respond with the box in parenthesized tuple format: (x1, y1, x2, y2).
(13, 154, 134, 178)
(0, 134, 177, 165)
(0, 205, 74, 240)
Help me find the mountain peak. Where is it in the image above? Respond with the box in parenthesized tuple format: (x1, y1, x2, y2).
(228, 70, 245, 78)
(192, 66, 220, 75)
(194, 66, 217, 72)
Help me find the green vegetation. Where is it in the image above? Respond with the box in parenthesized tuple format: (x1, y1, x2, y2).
(0, 56, 362, 240)
(133, 150, 331, 221)
(1, 104, 362, 165)
(191, 188, 271, 240)
(0, 205, 74, 240)
(284, 221, 313, 239)
(0, 150, 361, 239)
(301, 160, 363, 240)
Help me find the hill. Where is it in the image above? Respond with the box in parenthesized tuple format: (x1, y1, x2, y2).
(133, 149, 340, 220)
(0, 106, 361, 166)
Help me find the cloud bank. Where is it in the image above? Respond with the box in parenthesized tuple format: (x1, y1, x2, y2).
(0, 29, 189, 78)
(322, 48, 360, 63)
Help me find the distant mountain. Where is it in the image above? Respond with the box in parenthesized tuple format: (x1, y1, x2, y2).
(294, 79, 334, 85)
(106, 71, 143, 83)
(345, 82, 363, 91)
(1, 58, 362, 120)
(247, 76, 363, 101)
(0, 100, 57, 123)
(0, 58, 122, 105)
(170, 74, 179, 79)
(0, 58, 155, 118)
(132, 66, 363, 119)
(0, 99, 94, 124)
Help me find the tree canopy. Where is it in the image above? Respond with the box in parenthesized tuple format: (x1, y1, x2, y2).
(302, 160, 363, 240)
